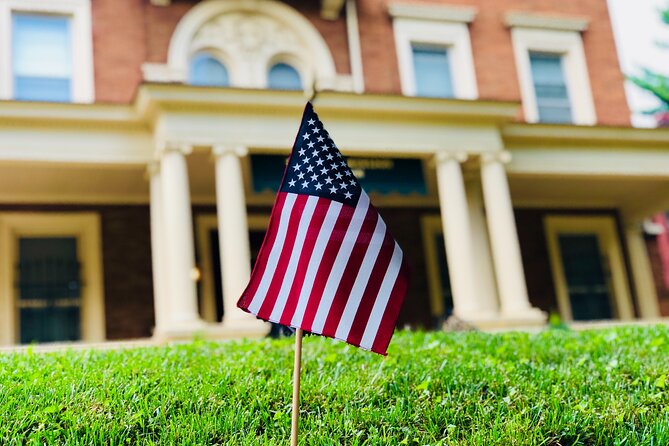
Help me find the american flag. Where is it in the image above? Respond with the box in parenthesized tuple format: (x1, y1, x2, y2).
(237, 103, 409, 355)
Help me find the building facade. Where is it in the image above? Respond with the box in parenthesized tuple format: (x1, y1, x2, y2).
(0, 0, 668, 345)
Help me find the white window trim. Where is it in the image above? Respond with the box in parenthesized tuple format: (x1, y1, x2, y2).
(510, 23, 596, 125)
(0, 213, 106, 346)
(0, 0, 94, 103)
(390, 4, 478, 99)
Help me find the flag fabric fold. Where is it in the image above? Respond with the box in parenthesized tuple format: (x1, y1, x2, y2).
(237, 103, 409, 355)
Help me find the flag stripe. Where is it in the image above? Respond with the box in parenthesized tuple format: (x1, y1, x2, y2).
(359, 242, 403, 351)
(309, 192, 371, 334)
(299, 203, 356, 332)
(344, 231, 396, 348)
(334, 215, 387, 341)
(238, 192, 288, 311)
(289, 200, 343, 327)
(257, 194, 309, 319)
(371, 258, 410, 355)
(277, 198, 331, 326)
(268, 195, 319, 321)
(246, 193, 298, 314)
(321, 205, 380, 337)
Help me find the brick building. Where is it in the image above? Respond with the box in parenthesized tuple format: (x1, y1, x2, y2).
(0, 0, 668, 345)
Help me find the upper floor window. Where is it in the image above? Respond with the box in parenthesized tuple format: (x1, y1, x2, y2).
(506, 12, 595, 125)
(529, 53, 572, 123)
(188, 53, 229, 87)
(411, 45, 454, 98)
(12, 14, 72, 102)
(389, 3, 478, 100)
(267, 63, 302, 90)
(0, 0, 94, 103)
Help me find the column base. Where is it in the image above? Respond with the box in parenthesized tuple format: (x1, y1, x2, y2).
(210, 318, 270, 339)
(152, 319, 209, 342)
(450, 307, 547, 331)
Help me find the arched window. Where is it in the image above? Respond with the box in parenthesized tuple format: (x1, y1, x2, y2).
(267, 63, 302, 90)
(188, 53, 229, 86)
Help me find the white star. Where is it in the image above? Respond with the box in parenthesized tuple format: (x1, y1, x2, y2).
(314, 182, 323, 190)
(335, 172, 343, 180)
(312, 127, 320, 134)
(302, 133, 310, 140)
(293, 163, 301, 171)
(298, 148, 306, 156)
(329, 186, 338, 194)
(344, 192, 352, 199)
(306, 165, 314, 172)
(339, 161, 347, 168)
(307, 141, 315, 149)
(320, 167, 328, 175)
(297, 172, 305, 180)
(349, 179, 356, 186)
(315, 158, 324, 166)
(336, 152, 343, 158)
(345, 170, 352, 176)
(321, 144, 329, 151)
(288, 179, 296, 187)
(324, 176, 333, 184)
(307, 118, 315, 126)
(317, 136, 324, 143)
(310, 174, 318, 181)
(312, 150, 319, 158)
(301, 181, 309, 188)
(340, 182, 348, 189)
(326, 154, 334, 161)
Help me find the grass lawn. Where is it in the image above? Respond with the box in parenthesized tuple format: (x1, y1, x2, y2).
(1, 325, 668, 445)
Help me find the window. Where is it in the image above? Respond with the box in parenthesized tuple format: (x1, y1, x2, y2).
(0, 0, 94, 103)
(411, 45, 454, 98)
(188, 53, 229, 87)
(506, 12, 595, 124)
(389, 3, 478, 99)
(12, 13, 72, 102)
(529, 53, 572, 123)
(268, 63, 302, 90)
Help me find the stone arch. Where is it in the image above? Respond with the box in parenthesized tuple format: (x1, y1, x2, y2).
(164, 0, 337, 89)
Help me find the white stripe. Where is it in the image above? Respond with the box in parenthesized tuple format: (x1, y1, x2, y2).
(310, 192, 371, 333)
(268, 196, 319, 321)
(359, 242, 403, 351)
(334, 216, 387, 340)
(290, 201, 342, 327)
(247, 193, 298, 314)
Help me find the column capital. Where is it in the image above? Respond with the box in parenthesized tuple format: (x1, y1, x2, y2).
(212, 144, 248, 158)
(481, 151, 512, 165)
(434, 151, 468, 164)
(156, 140, 193, 156)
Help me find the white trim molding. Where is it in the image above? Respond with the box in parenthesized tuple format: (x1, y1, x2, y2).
(505, 12, 589, 33)
(390, 3, 478, 99)
(509, 18, 596, 125)
(142, 0, 346, 92)
(0, 212, 105, 345)
(0, 0, 94, 103)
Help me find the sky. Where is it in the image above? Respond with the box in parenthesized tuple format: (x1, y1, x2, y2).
(607, 0, 669, 127)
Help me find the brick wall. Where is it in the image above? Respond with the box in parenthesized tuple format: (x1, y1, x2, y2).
(645, 236, 669, 317)
(91, 0, 630, 126)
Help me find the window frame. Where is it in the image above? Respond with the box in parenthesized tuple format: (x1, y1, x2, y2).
(390, 4, 478, 99)
(0, 0, 94, 103)
(508, 15, 596, 125)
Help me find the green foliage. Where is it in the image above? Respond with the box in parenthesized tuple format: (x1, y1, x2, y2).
(627, 4, 669, 113)
(1, 326, 669, 445)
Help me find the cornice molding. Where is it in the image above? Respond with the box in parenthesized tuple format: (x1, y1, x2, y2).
(388, 3, 477, 23)
(504, 12, 589, 32)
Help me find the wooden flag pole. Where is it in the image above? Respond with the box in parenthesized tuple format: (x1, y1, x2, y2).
(290, 328, 304, 446)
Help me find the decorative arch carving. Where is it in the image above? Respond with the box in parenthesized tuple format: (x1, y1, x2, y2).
(143, 0, 343, 90)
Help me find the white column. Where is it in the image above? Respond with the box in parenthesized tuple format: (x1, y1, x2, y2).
(435, 152, 494, 320)
(624, 220, 660, 319)
(213, 145, 268, 335)
(148, 162, 169, 333)
(480, 151, 544, 322)
(159, 143, 203, 333)
(465, 177, 499, 315)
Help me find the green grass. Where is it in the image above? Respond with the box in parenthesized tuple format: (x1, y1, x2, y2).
(1, 326, 668, 445)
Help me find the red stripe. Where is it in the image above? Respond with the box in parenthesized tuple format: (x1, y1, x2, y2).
(345, 231, 396, 348)
(277, 198, 330, 326)
(371, 257, 410, 355)
(237, 192, 288, 312)
(300, 204, 355, 332)
(320, 206, 379, 338)
(256, 194, 309, 320)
